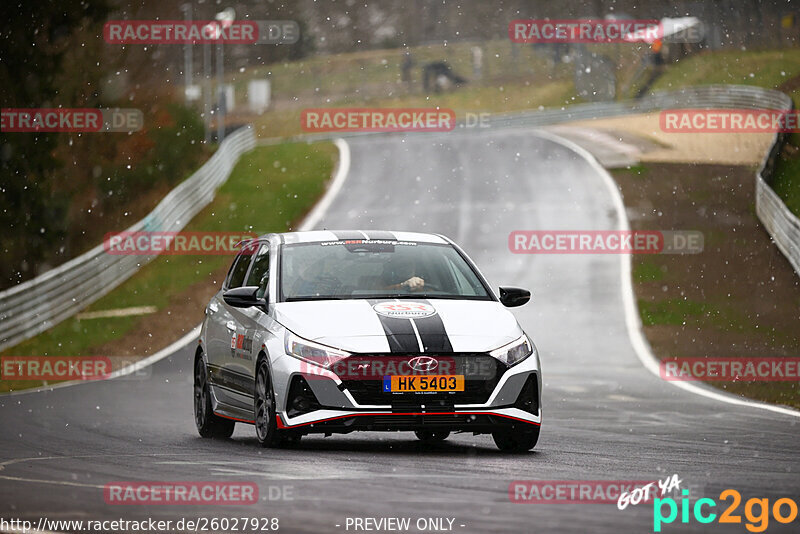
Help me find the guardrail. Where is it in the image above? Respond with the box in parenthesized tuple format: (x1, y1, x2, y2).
(3, 85, 798, 353)
(752, 107, 800, 279)
(489, 85, 798, 277)
(0, 127, 256, 352)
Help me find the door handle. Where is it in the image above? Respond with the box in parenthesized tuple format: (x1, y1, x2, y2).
(226, 321, 236, 331)
(209, 302, 219, 313)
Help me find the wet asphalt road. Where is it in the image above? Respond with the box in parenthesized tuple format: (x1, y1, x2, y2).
(1, 129, 799, 533)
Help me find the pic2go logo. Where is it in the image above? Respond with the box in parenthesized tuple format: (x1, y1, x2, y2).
(653, 489, 798, 532)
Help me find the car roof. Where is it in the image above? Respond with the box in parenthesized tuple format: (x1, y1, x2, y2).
(271, 230, 451, 246)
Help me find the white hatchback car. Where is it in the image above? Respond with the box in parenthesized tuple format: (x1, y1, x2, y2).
(194, 230, 541, 451)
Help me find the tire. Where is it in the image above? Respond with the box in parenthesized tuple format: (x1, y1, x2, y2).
(415, 430, 450, 442)
(194, 357, 235, 438)
(492, 426, 540, 453)
(254, 358, 281, 448)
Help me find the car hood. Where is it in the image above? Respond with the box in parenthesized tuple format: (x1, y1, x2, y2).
(273, 299, 523, 353)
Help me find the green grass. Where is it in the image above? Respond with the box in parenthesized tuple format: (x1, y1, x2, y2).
(231, 39, 576, 104)
(633, 260, 665, 282)
(0, 142, 336, 369)
(616, 163, 649, 177)
(638, 292, 757, 334)
(650, 49, 800, 92)
(771, 154, 800, 216)
(237, 37, 654, 139)
(648, 48, 800, 218)
(253, 79, 578, 139)
(638, 298, 710, 327)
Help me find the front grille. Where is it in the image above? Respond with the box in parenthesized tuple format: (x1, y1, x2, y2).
(371, 413, 473, 426)
(308, 412, 509, 433)
(337, 353, 506, 406)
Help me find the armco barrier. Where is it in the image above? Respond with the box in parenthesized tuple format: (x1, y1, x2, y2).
(0, 127, 256, 352)
(3, 85, 799, 352)
(498, 85, 799, 277)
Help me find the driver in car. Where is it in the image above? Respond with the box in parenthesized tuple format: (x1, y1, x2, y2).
(382, 257, 425, 291)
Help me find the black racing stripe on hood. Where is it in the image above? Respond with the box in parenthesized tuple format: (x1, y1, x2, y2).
(330, 230, 365, 240)
(368, 299, 420, 353)
(364, 230, 395, 240)
(413, 299, 454, 353)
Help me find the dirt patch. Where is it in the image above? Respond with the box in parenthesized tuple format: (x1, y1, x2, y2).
(612, 163, 800, 408)
(569, 113, 775, 166)
(778, 72, 800, 94)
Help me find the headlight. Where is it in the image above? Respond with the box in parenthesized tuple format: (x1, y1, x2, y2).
(490, 335, 533, 367)
(284, 331, 350, 369)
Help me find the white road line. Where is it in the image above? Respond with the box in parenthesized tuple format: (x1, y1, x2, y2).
(298, 138, 351, 231)
(532, 129, 800, 419)
(0, 326, 201, 397)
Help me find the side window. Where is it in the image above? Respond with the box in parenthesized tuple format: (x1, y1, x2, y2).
(245, 245, 270, 298)
(226, 252, 253, 289)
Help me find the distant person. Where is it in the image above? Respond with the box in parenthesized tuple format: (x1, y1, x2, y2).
(401, 52, 414, 87)
(471, 46, 483, 79)
(422, 61, 466, 93)
(650, 39, 664, 66)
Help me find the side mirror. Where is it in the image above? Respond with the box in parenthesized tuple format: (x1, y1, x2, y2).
(223, 286, 263, 308)
(499, 286, 531, 308)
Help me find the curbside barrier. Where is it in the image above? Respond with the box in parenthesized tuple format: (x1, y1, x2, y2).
(3, 85, 798, 352)
(0, 127, 256, 352)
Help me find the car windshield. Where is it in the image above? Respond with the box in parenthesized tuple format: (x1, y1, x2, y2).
(280, 240, 491, 301)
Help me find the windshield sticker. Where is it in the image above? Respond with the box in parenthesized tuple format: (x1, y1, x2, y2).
(320, 239, 417, 246)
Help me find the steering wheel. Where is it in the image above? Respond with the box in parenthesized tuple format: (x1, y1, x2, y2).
(399, 281, 443, 293)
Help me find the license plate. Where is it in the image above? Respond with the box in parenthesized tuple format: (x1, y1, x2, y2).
(383, 375, 464, 392)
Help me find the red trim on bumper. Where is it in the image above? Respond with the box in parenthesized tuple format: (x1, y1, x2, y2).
(276, 411, 540, 429)
(214, 411, 255, 424)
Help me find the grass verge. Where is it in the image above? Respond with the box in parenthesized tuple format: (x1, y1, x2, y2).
(647, 48, 800, 218)
(0, 141, 337, 392)
(612, 162, 800, 409)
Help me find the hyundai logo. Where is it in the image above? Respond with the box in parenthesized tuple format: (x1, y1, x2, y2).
(408, 356, 438, 372)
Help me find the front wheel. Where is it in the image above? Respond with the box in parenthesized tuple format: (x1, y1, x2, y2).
(254, 359, 281, 448)
(492, 426, 539, 453)
(194, 357, 235, 438)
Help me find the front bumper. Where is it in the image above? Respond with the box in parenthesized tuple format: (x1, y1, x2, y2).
(272, 349, 542, 435)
